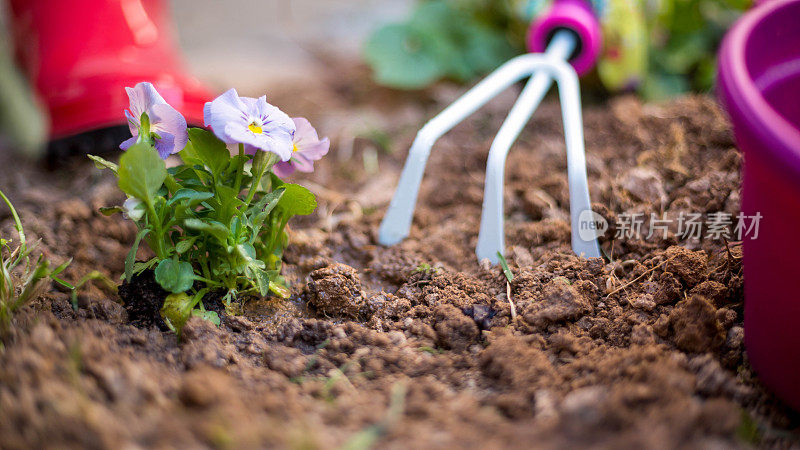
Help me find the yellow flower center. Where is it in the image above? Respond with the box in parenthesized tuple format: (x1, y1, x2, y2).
(292, 143, 299, 153)
(248, 123, 263, 134)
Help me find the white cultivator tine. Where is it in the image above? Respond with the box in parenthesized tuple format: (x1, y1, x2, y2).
(477, 39, 601, 262)
(379, 29, 600, 263)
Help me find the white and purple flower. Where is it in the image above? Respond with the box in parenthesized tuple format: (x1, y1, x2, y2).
(272, 118, 330, 177)
(120, 82, 188, 159)
(203, 89, 295, 161)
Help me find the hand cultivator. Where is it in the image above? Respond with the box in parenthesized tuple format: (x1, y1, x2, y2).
(379, 0, 603, 263)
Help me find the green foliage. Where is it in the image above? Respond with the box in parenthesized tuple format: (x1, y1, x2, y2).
(0, 189, 71, 330)
(92, 130, 318, 334)
(160, 291, 220, 335)
(154, 258, 195, 294)
(364, 0, 519, 89)
(414, 263, 439, 274)
(117, 143, 168, 203)
(364, 0, 749, 99)
(736, 409, 761, 445)
(641, 0, 750, 99)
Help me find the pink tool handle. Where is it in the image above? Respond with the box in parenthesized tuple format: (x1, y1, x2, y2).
(526, 0, 602, 76)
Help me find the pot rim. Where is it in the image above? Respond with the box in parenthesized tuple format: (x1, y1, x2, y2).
(718, 0, 800, 177)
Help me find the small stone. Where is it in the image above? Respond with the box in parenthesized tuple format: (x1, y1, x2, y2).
(621, 167, 667, 207)
(629, 294, 656, 311)
(387, 331, 406, 346)
(726, 326, 744, 349)
(561, 386, 607, 427)
(332, 327, 346, 339)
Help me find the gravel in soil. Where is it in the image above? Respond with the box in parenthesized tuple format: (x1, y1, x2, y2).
(0, 88, 798, 448)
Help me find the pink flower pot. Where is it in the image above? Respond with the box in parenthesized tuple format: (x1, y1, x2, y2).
(718, 0, 800, 410)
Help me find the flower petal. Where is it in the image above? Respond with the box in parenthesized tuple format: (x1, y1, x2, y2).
(290, 154, 316, 173)
(204, 88, 249, 140)
(204, 89, 296, 160)
(120, 135, 138, 150)
(262, 132, 295, 161)
(272, 161, 295, 178)
(292, 118, 320, 146)
(123, 197, 145, 221)
(261, 104, 295, 136)
(150, 103, 188, 154)
(291, 118, 329, 162)
(154, 132, 176, 159)
(224, 122, 269, 149)
(297, 137, 330, 160)
(124, 110, 139, 136)
(126, 82, 166, 120)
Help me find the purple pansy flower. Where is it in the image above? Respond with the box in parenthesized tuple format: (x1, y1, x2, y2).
(120, 82, 188, 159)
(203, 89, 295, 161)
(272, 118, 330, 177)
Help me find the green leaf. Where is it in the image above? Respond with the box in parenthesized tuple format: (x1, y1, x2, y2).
(99, 206, 124, 216)
(364, 23, 446, 89)
(269, 281, 291, 299)
(187, 128, 230, 176)
(88, 154, 119, 173)
(178, 139, 204, 167)
(50, 258, 72, 277)
(251, 187, 284, 213)
(175, 237, 198, 254)
(248, 267, 271, 297)
(171, 163, 212, 186)
(170, 203, 199, 223)
(168, 189, 214, 206)
(131, 258, 158, 278)
(154, 258, 195, 293)
(117, 143, 167, 202)
(184, 219, 230, 245)
(191, 309, 220, 326)
(461, 24, 516, 75)
(276, 184, 317, 217)
(250, 269, 290, 298)
(250, 187, 285, 228)
(213, 185, 245, 223)
(124, 229, 150, 282)
(238, 245, 266, 277)
(496, 252, 513, 282)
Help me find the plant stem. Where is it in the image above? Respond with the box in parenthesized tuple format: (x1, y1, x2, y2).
(145, 201, 167, 260)
(244, 151, 278, 207)
(193, 276, 222, 287)
(234, 143, 245, 194)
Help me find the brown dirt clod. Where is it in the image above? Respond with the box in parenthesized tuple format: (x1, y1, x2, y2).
(305, 263, 366, 318)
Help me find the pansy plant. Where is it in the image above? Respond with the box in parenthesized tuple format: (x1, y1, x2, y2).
(92, 82, 324, 333)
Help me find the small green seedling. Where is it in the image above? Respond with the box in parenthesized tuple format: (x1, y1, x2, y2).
(0, 189, 71, 330)
(414, 262, 439, 274)
(497, 252, 514, 282)
(497, 251, 516, 321)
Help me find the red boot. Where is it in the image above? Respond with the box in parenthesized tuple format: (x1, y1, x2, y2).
(7, 0, 213, 160)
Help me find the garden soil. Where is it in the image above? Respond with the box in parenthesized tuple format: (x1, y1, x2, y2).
(1, 74, 798, 448)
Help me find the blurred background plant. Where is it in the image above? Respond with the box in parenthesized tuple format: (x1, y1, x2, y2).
(364, 0, 751, 99)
